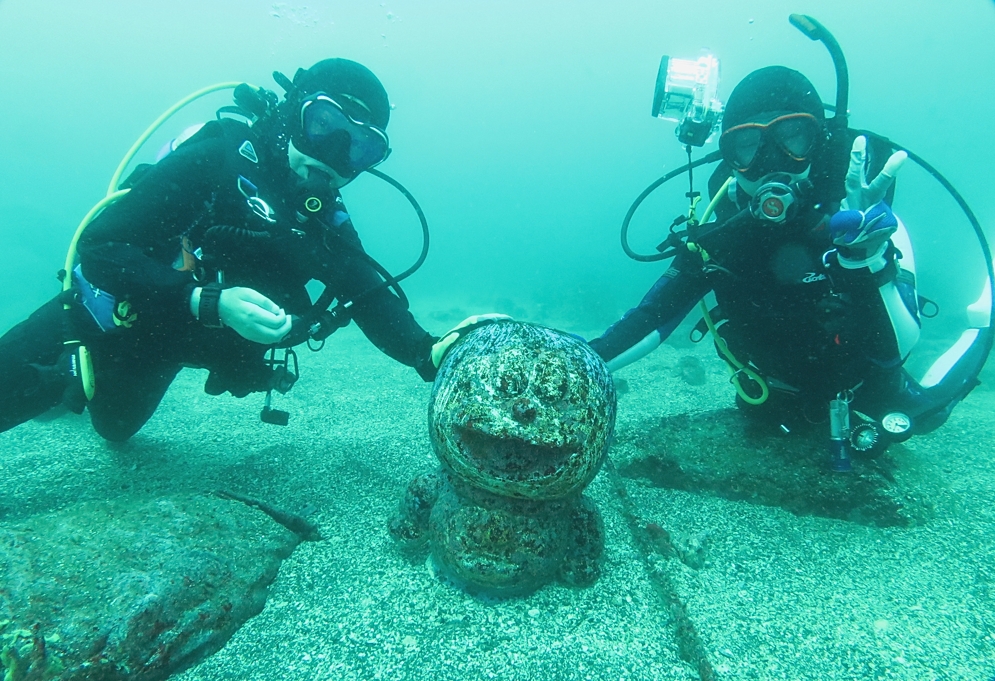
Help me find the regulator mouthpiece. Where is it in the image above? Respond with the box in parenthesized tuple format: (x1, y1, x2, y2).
(652, 53, 724, 147)
(749, 174, 811, 223)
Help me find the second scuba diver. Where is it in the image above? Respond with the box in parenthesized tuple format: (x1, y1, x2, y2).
(590, 64, 986, 465)
(0, 59, 442, 441)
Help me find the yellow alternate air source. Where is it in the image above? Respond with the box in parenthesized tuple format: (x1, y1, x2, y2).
(693, 177, 770, 405)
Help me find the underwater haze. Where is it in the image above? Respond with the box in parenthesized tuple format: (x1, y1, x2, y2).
(3, 2, 995, 681)
(1, 0, 993, 334)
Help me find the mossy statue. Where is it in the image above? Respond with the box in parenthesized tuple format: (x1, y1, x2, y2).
(390, 321, 616, 597)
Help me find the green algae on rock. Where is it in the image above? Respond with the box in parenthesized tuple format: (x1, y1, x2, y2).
(0, 494, 302, 680)
(390, 321, 616, 597)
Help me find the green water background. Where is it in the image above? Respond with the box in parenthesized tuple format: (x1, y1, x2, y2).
(1, 0, 993, 344)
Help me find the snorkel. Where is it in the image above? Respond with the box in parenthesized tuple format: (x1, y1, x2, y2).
(787, 14, 851, 206)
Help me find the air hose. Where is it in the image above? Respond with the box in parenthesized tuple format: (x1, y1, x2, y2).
(620, 150, 723, 261)
(64, 82, 244, 292)
(693, 178, 771, 405)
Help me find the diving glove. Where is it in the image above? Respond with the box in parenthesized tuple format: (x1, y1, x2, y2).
(829, 135, 907, 271)
(841, 135, 907, 212)
(190, 285, 292, 344)
(829, 201, 898, 270)
(430, 313, 513, 369)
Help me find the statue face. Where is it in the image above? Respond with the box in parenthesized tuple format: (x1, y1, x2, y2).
(429, 322, 616, 500)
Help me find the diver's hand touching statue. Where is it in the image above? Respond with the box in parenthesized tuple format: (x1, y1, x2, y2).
(429, 313, 513, 369)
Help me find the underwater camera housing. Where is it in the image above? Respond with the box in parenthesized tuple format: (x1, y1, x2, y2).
(651, 54, 723, 147)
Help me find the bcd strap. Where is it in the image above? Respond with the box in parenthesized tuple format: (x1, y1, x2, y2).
(72, 266, 137, 332)
(869, 255, 902, 289)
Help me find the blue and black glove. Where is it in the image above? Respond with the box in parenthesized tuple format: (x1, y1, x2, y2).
(829, 135, 907, 270)
(829, 201, 899, 269)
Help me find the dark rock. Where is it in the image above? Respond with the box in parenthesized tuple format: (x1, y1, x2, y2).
(426, 472, 605, 597)
(0, 494, 301, 680)
(675, 355, 707, 386)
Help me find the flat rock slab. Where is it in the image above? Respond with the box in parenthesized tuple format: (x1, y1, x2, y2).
(0, 494, 301, 680)
(617, 408, 933, 527)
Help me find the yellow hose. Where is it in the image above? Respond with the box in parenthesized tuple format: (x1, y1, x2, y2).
(62, 190, 131, 294)
(697, 296, 770, 405)
(61, 81, 248, 400)
(698, 176, 732, 225)
(692, 176, 770, 405)
(107, 82, 243, 195)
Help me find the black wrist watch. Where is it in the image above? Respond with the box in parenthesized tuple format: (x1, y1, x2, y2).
(198, 283, 225, 329)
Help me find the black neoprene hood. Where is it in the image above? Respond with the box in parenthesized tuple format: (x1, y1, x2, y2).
(291, 58, 390, 129)
(722, 66, 826, 130)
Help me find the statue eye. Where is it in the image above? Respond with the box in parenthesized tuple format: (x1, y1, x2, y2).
(532, 360, 569, 403)
(494, 369, 526, 397)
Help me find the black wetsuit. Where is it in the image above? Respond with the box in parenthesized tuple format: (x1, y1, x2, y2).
(0, 118, 436, 440)
(589, 180, 921, 429)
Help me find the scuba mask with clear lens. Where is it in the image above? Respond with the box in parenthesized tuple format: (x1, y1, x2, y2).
(299, 94, 390, 177)
(720, 113, 823, 175)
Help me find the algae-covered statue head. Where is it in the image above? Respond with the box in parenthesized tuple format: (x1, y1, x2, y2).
(429, 321, 616, 500)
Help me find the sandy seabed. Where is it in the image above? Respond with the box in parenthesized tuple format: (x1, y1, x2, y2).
(2, 320, 993, 681)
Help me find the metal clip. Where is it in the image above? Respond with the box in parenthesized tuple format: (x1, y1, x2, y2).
(260, 348, 299, 426)
(246, 196, 276, 223)
(237, 175, 276, 223)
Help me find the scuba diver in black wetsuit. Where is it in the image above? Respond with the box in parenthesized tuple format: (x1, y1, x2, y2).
(594, 65, 916, 423)
(0, 58, 441, 441)
(591, 31, 993, 469)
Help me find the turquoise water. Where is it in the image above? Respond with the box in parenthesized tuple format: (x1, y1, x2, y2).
(3, 1, 992, 332)
(1, 1, 994, 679)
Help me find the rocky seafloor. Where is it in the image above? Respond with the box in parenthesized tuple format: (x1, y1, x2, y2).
(2, 319, 993, 681)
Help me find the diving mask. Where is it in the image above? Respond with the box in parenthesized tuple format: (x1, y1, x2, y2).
(299, 94, 390, 177)
(720, 112, 822, 173)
